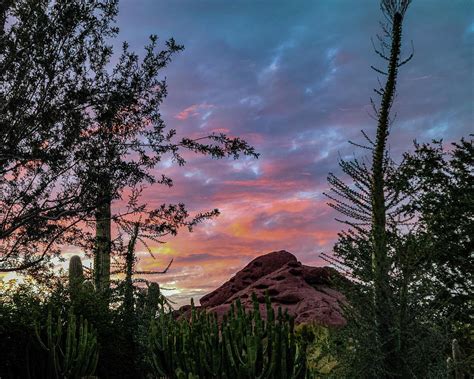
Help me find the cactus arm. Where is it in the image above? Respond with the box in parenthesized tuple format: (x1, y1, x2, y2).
(63, 312, 73, 374)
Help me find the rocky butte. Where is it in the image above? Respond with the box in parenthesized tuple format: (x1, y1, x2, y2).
(176, 250, 346, 327)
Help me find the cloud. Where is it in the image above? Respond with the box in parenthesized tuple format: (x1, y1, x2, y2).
(97, 0, 474, 306)
(175, 103, 215, 120)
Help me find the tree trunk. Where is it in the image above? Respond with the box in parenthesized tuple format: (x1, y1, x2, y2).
(94, 177, 111, 296)
(124, 222, 139, 322)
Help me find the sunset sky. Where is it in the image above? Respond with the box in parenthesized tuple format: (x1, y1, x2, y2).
(71, 1, 473, 305)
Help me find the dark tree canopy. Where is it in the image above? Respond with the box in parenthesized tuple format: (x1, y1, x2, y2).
(0, 0, 119, 272)
(397, 137, 474, 324)
(0, 0, 258, 276)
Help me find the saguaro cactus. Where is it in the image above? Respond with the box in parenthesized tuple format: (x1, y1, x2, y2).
(69, 255, 85, 302)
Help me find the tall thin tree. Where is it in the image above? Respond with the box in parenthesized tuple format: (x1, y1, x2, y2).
(370, 1, 411, 374)
(325, 1, 412, 376)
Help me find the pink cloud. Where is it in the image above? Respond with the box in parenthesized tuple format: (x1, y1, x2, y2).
(175, 103, 215, 120)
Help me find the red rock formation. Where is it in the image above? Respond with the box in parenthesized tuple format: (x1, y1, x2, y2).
(200, 250, 297, 308)
(178, 251, 346, 327)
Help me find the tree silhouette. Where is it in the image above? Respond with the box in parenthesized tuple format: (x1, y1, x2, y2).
(67, 34, 258, 296)
(0, 0, 119, 272)
(0, 1, 258, 279)
(397, 138, 474, 348)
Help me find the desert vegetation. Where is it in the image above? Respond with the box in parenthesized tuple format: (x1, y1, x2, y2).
(0, 0, 472, 378)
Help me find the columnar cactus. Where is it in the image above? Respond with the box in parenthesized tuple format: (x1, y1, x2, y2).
(146, 282, 161, 316)
(69, 255, 85, 301)
(147, 293, 306, 379)
(35, 310, 99, 379)
(69, 255, 84, 283)
(447, 339, 469, 379)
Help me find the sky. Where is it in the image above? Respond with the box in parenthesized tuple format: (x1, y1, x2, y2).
(71, 0, 473, 306)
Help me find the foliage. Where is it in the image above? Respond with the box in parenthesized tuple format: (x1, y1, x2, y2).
(397, 138, 474, 374)
(0, 276, 312, 379)
(0, 0, 119, 272)
(294, 323, 337, 377)
(0, 278, 45, 378)
(147, 294, 307, 379)
(397, 138, 473, 327)
(0, 272, 151, 378)
(325, 137, 474, 377)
